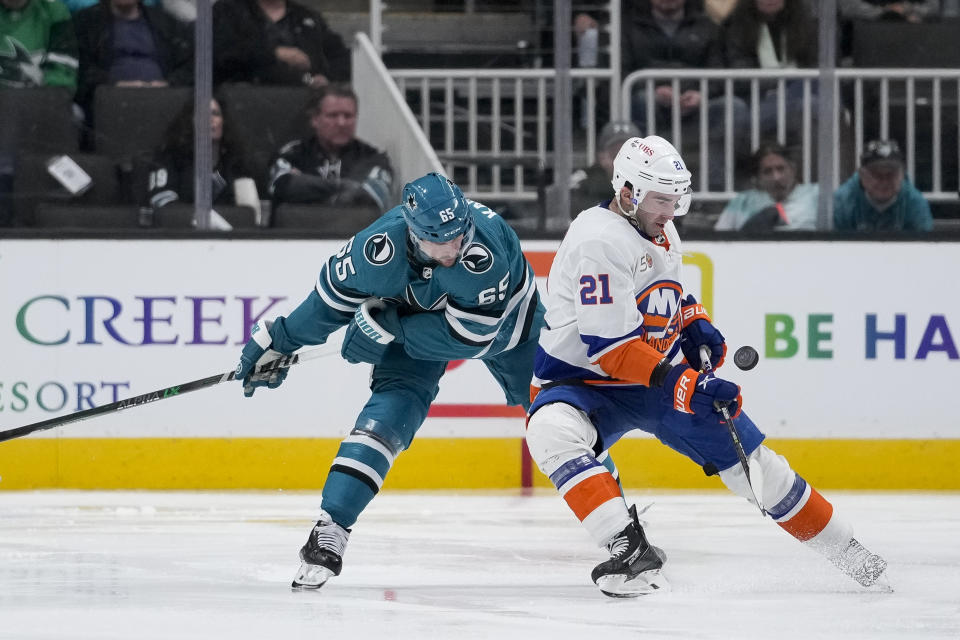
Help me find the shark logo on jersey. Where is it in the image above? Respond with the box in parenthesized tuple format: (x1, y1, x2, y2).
(461, 243, 493, 274)
(363, 233, 395, 266)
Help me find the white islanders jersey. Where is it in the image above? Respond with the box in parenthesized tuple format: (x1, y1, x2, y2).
(533, 204, 686, 387)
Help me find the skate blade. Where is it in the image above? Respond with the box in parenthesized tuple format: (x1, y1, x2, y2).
(597, 569, 670, 598)
(291, 562, 334, 590)
(862, 570, 894, 593)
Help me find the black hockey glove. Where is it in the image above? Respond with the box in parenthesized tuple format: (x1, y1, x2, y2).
(341, 299, 404, 365)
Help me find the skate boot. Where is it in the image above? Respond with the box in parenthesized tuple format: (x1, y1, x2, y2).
(291, 511, 350, 590)
(831, 538, 888, 588)
(590, 504, 668, 597)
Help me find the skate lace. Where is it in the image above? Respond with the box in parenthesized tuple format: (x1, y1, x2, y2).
(606, 533, 630, 559)
(313, 520, 349, 556)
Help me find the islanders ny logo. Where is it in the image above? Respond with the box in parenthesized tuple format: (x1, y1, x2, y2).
(636, 280, 684, 349)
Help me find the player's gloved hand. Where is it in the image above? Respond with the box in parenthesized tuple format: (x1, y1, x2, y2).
(341, 299, 404, 365)
(236, 319, 290, 397)
(678, 294, 726, 369)
(662, 364, 742, 422)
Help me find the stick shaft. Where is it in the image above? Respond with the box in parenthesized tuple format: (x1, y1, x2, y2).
(0, 348, 331, 444)
(699, 345, 766, 515)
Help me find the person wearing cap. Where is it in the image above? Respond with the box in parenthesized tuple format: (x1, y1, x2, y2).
(569, 121, 642, 218)
(714, 142, 819, 231)
(833, 139, 933, 232)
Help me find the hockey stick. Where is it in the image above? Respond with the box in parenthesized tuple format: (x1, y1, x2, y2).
(699, 346, 767, 516)
(0, 346, 338, 444)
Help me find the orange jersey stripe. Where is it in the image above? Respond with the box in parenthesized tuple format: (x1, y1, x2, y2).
(594, 338, 664, 386)
(777, 487, 834, 542)
(563, 473, 623, 521)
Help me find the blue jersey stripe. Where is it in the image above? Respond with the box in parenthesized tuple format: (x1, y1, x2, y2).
(582, 325, 646, 359)
(767, 474, 808, 520)
(549, 454, 603, 489)
(534, 347, 608, 382)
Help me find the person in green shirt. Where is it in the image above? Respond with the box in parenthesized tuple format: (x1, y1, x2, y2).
(0, 0, 78, 91)
(833, 139, 933, 232)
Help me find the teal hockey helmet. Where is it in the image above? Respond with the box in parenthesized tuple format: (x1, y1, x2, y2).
(401, 173, 474, 245)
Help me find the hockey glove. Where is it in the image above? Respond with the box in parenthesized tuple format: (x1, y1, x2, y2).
(678, 295, 726, 370)
(341, 299, 404, 365)
(236, 319, 290, 397)
(662, 364, 742, 422)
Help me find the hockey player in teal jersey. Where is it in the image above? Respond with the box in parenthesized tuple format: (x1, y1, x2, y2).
(235, 173, 544, 589)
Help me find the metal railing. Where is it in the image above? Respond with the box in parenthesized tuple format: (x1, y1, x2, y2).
(391, 68, 616, 200)
(622, 68, 960, 202)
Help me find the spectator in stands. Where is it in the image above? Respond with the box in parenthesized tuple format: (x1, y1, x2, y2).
(714, 142, 819, 231)
(569, 120, 640, 218)
(703, 0, 739, 25)
(212, 0, 349, 88)
(834, 139, 933, 232)
(73, 0, 193, 123)
(268, 84, 393, 218)
(622, 0, 745, 188)
(0, 0, 78, 91)
(65, 0, 192, 22)
(140, 96, 261, 223)
(721, 0, 818, 143)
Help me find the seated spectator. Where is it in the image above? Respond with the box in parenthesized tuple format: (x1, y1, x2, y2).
(213, 0, 349, 88)
(704, 0, 739, 25)
(623, 0, 746, 188)
(722, 0, 819, 143)
(73, 0, 193, 122)
(714, 142, 819, 231)
(268, 84, 393, 216)
(834, 139, 933, 232)
(569, 120, 640, 217)
(0, 0, 78, 92)
(140, 97, 261, 223)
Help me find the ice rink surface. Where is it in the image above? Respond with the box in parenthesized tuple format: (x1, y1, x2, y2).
(1, 490, 957, 640)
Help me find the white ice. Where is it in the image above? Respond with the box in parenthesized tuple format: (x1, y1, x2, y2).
(1, 491, 958, 640)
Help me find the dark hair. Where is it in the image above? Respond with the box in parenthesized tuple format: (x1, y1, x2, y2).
(751, 142, 795, 176)
(160, 94, 250, 176)
(725, 0, 817, 68)
(306, 83, 358, 115)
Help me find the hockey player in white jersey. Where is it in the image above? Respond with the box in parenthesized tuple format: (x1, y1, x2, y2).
(525, 136, 887, 598)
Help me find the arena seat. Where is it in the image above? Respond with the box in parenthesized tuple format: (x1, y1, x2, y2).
(13, 153, 123, 226)
(270, 203, 381, 234)
(152, 203, 259, 230)
(852, 20, 960, 69)
(0, 88, 79, 155)
(92, 86, 193, 162)
(33, 204, 139, 230)
(216, 84, 314, 191)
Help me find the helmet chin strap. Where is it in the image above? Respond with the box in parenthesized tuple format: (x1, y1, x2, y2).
(613, 189, 641, 219)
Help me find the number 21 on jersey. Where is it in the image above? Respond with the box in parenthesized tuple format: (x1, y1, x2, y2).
(579, 274, 613, 305)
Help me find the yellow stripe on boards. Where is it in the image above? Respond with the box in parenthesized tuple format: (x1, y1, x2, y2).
(0, 438, 958, 490)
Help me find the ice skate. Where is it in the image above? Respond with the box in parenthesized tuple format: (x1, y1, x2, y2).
(591, 504, 669, 598)
(831, 537, 888, 588)
(291, 511, 350, 590)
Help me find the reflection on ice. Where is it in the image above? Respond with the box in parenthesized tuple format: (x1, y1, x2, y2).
(0, 491, 957, 640)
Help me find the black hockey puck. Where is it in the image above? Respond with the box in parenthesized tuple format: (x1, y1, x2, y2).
(733, 346, 759, 371)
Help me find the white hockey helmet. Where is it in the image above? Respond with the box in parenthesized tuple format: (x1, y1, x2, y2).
(611, 136, 692, 217)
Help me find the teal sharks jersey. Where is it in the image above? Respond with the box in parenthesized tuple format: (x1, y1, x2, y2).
(271, 199, 542, 361)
